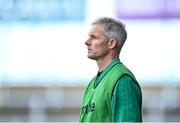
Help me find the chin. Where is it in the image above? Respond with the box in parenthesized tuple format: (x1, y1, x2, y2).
(87, 55, 95, 60)
(87, 56, 97, 60)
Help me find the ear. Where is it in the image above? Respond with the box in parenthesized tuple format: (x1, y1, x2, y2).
(107, 38, 117, 49)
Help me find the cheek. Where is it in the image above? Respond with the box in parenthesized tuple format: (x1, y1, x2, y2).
(96, 45, 108, 54)
(92, 41, 108, 53)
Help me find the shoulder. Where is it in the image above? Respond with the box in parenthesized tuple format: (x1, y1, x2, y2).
(114, 74, 141, 94)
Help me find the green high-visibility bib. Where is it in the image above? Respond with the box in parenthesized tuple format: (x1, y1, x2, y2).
(80, 59, 140, 122)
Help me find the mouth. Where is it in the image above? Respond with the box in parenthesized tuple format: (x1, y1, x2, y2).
(87, 48, 91, 52)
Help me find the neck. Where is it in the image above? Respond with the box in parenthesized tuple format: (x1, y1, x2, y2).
(96, 53, 119, 72)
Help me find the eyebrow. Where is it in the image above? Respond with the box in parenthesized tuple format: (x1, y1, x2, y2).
(88, 33, 97, 38)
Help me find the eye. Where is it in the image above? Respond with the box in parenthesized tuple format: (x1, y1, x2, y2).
(89, 35, 96, 40)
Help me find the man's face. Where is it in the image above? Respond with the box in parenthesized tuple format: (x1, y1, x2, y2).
(85, 24, 109, 60)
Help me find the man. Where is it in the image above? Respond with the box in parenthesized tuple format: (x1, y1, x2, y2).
(79, 17, 142, 122)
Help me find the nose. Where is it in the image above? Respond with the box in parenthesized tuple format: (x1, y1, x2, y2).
(85, 38, 91, 46)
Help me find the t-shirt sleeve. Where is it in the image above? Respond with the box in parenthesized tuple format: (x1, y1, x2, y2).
(111, 74, 142, 122)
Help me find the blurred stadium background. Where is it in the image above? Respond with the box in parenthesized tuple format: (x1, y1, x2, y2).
(0, 0, 180, 122)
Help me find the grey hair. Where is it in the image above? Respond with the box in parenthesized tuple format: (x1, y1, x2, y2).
(92, 17, 127, 53)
